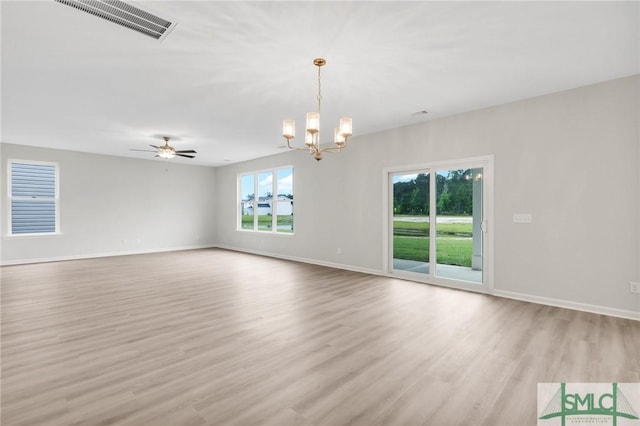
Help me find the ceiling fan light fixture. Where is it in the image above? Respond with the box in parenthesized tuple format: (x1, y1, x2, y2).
(157, 139, 176, 158)
(157, 149, 175, 159)
(130, 136, 195, 160)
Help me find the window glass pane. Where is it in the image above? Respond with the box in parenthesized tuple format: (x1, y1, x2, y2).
(435, 168, 482, 283)
(10, 161, 57, 234)
(392, 172, 430, 274)
(276, 168, 293, 233)
(240, 174, 255, 230)
(11, 199, 56, 234)
(11, 162, 56, 197)
(257, 171, 273, 231)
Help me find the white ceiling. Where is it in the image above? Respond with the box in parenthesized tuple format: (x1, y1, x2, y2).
(1, 1, 638, 167)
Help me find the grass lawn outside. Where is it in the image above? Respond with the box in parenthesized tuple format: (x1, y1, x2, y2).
(240, 215, 471, 264)
(393, 236, 472, 267)
(241, 215, 293, 233)
(393, 217, 474, 267)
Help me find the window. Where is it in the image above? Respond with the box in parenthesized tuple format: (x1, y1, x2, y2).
(239, 167, 293, 233)
(9, 160, 59, 235)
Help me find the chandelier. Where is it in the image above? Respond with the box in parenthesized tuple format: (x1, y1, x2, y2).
(282, 58, 352, 161)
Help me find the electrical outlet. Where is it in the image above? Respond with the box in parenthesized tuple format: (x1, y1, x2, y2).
(630, 282, 640, 294)
(336, 248, 341, 254)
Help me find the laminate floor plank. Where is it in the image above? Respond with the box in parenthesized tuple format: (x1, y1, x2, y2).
(2, 248, 638, 425)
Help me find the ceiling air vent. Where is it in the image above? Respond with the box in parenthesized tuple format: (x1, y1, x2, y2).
(54, 0, 176, 41)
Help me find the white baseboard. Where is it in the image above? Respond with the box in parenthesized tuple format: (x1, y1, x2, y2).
(215, 244, 383, 277)
(493, 289, 640, 321)
(4, 244, 638, 322)
(0, 244, 217, 266)
(216, 245, 640, 322)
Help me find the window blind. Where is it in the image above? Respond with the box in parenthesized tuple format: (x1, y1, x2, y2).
(11, 162, 57, 234)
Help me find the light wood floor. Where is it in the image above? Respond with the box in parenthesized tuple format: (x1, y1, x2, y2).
(1, 249, 638, 426)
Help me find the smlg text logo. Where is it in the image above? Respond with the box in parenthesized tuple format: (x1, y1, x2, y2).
(538, 383, 640, 426)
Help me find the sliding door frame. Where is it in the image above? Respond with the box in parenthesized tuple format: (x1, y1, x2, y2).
(382, 155, 494, 294)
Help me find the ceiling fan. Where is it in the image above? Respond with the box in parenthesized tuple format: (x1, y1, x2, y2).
(130, 136, 197, 159)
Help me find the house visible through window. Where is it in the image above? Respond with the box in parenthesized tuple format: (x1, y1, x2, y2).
(9, 160, 58, 235)
(239, 167, 293, 233)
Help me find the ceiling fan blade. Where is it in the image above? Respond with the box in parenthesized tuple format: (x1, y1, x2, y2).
(175, 150, 197, 154)
(149, 144, 160, 149)
(176, 153, 195, 159)
(129, 149, 156, 152)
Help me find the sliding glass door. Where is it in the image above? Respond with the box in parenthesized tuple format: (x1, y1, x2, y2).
(387, 157, 492, 290)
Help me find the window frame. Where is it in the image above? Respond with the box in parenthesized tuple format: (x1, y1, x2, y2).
(238, 166, 294, 234)
(7, 159, 60, 237)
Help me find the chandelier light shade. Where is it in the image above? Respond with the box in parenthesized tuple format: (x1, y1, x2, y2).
(282, 58, 352, 161)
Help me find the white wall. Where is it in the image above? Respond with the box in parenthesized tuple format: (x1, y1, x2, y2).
(215, 75, 640, 317)
(1, 144, 217, 264)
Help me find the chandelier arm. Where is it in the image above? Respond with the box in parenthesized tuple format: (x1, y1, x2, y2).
(319, 147, 343, 154)
(286, 139, 313, 152)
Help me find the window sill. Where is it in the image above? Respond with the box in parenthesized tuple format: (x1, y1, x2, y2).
(5, 232, 62, 239)
(236, 229, 295, 236)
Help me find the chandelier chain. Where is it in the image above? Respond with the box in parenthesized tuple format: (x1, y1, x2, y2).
(317, 65, 322, 113)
